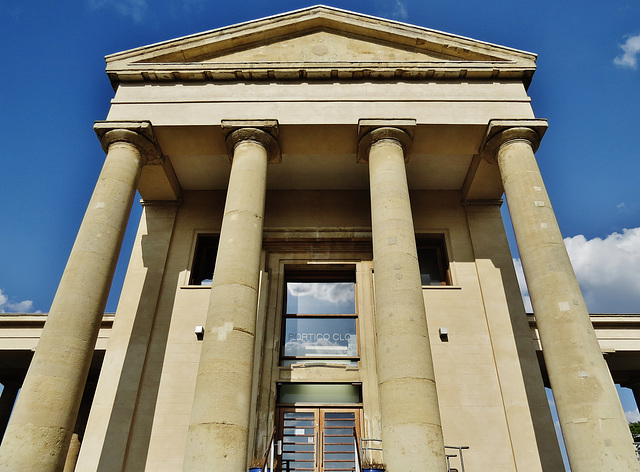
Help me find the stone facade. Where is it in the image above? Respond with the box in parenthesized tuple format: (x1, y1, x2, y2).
(1, 6, 638, 472)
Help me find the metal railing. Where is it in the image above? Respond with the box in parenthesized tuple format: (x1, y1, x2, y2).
(255, 427, 277, 472)
(445, 445, 469, 472)
(358, 431, 383, 470)
(264, 426, 469, 472)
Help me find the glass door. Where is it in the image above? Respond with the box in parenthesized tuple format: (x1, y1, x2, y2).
(278, 407, 360, 472)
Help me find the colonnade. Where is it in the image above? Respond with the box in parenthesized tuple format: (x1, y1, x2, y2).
(0, 119, 636, 472)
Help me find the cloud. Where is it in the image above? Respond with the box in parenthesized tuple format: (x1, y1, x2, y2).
(0, 289, 37, 313)
(288, 282, 355, 305)
(391, 0, 409, 21)
(626, 409, 640, 422)
(514, 227, 640, 313)
(614, 34, 640, 69)
(565, 228, 640, 313)
(374, 0, 408, 22)
(88, 0, 148, 23)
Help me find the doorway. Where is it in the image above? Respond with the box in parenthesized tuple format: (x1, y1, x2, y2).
(277, 407, 361, 472)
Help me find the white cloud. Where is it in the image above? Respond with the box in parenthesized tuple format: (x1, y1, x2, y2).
(288, 282, 355, 306)
(374, 0, 408, 22)
(391, 0, 409, 21)
(88, 0, 148, 23)
(565, 228, 640, 313)
(514, 227, 640, 313)
(626, 409, 640, 422)
(0, 289, 37, 313)
(614, 34, 640, 69)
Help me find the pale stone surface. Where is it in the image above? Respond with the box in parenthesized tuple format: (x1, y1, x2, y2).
(76, 202, 179, 472)
(485, 122, 640, 471)
(363, 126, 447, 472)
(105, 6, 537, 84)
(0, 127, 153, 472)
(5, 8, 629, 472)
(465, 203, 564, 471)
(183, 127, 275, 471)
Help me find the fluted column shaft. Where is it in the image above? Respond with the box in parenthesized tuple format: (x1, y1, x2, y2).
(360, 123, 447, 472)
(183, 124, 278, 472)
(0, 122, 157, 472)
(484, 121, 639, 472)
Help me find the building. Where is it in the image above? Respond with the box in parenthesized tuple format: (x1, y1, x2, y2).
(0, 6, 638, 472)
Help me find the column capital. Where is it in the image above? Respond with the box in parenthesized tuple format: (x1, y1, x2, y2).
(357, 118, 416, 163)
(94, 121, 162, 164)
(480, 119, 548, 164)
(221, 120, 280, 163)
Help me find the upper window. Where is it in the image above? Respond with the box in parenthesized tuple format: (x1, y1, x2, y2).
(416, 235, 450, 286)
(281, 270, 358, 366)
(189, 234, 219, 286)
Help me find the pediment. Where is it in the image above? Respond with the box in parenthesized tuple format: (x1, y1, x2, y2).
(106, 6, 537, 86)
(198, 30, 463, 64)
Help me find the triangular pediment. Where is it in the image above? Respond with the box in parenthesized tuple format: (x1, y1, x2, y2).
(198, 30, 463, 64)
(106, 6, 537, 86)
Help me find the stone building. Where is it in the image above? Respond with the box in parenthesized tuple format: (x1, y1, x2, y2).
(1, 6, 639, 472)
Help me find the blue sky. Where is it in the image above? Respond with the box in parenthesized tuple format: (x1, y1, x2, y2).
(1, 0, 639, 467)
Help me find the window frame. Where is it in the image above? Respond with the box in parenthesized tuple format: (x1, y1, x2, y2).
(416, 234, 451, 286)
(280, 269, 360, 365)
(188, 233, 220, 286)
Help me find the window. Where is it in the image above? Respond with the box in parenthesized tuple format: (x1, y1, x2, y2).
(281, 270, 358, 366)
(189, 234, 219, 286)
(416, 235, 450, 286)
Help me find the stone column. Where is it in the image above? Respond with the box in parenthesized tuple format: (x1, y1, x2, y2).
(358, 120, 447, 472)
(183, 121, 279, 472)
(0, 122, 160, 472)
(482, 119, 639, 472)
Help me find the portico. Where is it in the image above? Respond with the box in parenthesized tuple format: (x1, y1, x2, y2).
(0, 6, 637, 472)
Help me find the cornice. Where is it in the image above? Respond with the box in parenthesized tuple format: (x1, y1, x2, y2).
(104, 6, 537, 89)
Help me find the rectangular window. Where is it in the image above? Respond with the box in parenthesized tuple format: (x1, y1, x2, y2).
(281, 270, 358, 366)
(189, 234, 219, 286)
(416, 235, 450, 286)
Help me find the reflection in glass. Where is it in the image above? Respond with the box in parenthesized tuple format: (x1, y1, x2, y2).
(286, 282, 356, 314)
(284, 318, 357, 357)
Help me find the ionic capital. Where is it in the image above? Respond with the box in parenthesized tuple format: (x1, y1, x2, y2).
(480, 119, 548, 165)
(94, 121, 162, 164)
(221, 120, 280, 163)
(357, 119, 416, 163)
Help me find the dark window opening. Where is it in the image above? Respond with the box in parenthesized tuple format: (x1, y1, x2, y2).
(189, 234, 219, 286)
(416, 235, 450, 286)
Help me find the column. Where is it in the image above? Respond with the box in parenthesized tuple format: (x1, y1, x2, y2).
(0, 121, 160, 472)
(358, 120, 447, 472)
(183, 121, 279, 472)
(482, 120, 639, 472)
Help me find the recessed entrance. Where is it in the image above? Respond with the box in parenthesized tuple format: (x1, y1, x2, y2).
(277, 407, 361, 472)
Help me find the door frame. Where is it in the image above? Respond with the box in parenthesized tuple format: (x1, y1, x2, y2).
(276, 405, 362, 472)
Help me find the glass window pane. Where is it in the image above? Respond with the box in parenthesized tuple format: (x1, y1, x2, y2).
(278, 384, 361, 404)
(283, 318, 357, 357)
(286, 282, 356, 314)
